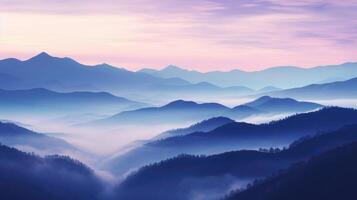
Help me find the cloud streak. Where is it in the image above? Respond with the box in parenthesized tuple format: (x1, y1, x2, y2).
(0, 0, 356, 71)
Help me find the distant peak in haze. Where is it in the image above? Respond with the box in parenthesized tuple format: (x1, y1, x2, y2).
(37, 51, 51, 57)
(259, 86, 281, 92)
(251, 95, 273, 102)
(164, 100, 198, 108)
(94, 63, 127, 71)
(162, 65, 185, 71)
(244, 96, 294, 107)
(28, 51, 53, 61)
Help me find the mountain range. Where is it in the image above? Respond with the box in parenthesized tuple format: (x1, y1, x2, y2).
(266, 76, 357, 99)
(105, 107, 354, 176)
(115, 124, 357, 200)
(3, 52, 357, 104)
(0, 53, 256, 102)
(139, 63, 357, 89)
(93, 96, 322, 126)
(0, 88, 146, 116)
(0, 52, 188, 92)
(155, 117, 235, 139)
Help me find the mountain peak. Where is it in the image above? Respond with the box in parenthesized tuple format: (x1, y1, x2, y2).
(35, 52, 52, 58)
(162, 65, 185, 72)
(164, 100, 198, 108)
(255, 95, 274, 101)
(244, 96, 275, 107)
(27, 52, 54, 62)
(259, 86, 281, 92)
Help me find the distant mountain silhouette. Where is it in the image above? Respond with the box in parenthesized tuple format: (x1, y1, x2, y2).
(151, 81, 254, 96)
(258, 86, 281, 93)
(267, 77, 357, 99)
(243, 96, 322, 113)
(94, 97, 321, 126)
(0, 121, 76, 154)
(139, 62, 357, 89)
(226, 141, 357, 200)
(0, 53, 255, 100)
(115, 125, 357, 200)
(155, 117, 235, 139)
(0, 144, 103, 200)
(0, 52, 189, 92)
(0, 88, 146, 115)
(106, 107, 357, 176)
(226, 105, 265, 119)
(94, 100, 231, 125)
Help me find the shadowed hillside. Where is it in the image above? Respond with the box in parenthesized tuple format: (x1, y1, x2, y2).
(155, 117, 235, 139)
(114, 124, 357, 200)
(106, 107, 357, 176)
(0, 121, 77, 154)
(226, 142, 357, 200)
(0, 144, 103, 200)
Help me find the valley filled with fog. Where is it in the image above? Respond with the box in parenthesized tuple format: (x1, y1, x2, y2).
(1, 53, 357, 200)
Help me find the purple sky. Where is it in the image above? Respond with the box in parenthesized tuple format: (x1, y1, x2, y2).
(1, 0, 357, 71)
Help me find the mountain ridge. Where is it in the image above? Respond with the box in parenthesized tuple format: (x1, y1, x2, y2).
(92, 96, 322, 126)
(139, 62, 357, 89)
(265, 76, 357, 99)
(105, 107, 356, 176)
(114, 124, 357, 200)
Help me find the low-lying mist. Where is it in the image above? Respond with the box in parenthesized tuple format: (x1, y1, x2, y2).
(1, 97, 350, 178)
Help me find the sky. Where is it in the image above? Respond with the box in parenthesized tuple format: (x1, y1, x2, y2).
(0, 0, 357, 71)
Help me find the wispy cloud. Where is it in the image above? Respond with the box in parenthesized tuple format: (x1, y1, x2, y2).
(0, 0, 356, 71)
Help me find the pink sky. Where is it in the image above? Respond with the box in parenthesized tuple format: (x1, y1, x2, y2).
(0, 0, 357, 71)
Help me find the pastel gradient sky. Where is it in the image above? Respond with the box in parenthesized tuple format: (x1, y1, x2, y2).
(1, 0, 357, 71)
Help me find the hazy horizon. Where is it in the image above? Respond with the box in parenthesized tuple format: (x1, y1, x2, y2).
(1, 1, 357, 199)
(1, 0, 357, 71)
(1, 51, 357, 73)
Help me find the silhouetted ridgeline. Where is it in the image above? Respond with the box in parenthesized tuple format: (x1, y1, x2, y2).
(0, 53, 255, 99)
(155, 117, 235, 139)
(106, 107, 357, 176)
(97, 100, 231, 125)
(94, 96, 322, 126)
(226, 142, 357, 200)
(268, 76, 357, 99)
(0, 52, 188, 92)
(0, 88, 146, 114)
(154, 107, 357, 148)
(242, 95, 322, 113)
(139, 63, 357, 89)
(0, 144, 103, 200)
(0, 121, 76, 153)
(114, 124, 357, 200)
